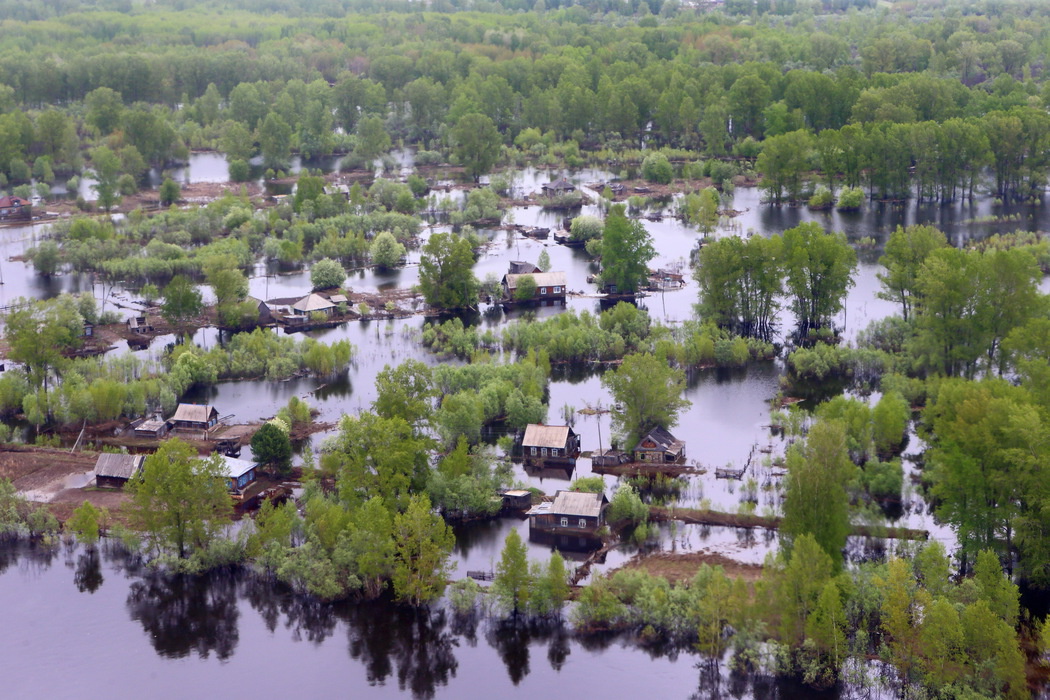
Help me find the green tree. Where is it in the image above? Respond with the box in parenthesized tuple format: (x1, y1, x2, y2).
(220, 120, 254, 162)
(695, 234, 782, 340)
(311, 258, 346, 291)
(160, 275, 203, 328)
(537, 249, 551, 272)
(258, 112, 292, 168)
(349, 496, 395, 598)
(90, 145, 122, 211)
(354, 115, 391, 165)
(641, 152, 673, 184)
(781, 420, 855, 569)
(392, 494, 455, 606)
(513, 274, 537, 302)
(450, 113, 501, 183)
(159, 178, 180, 206)
(529, 552, 570, 618)
(418, 232, 479, 310)
(251, 422, 293, 476)
(5, 296, 84, 396)
(877, 224, 947, 321)
(127, 438, 232, 560)
(781, 223, 856, 335)
(757, 129, 813, 204)
(602, 352, 690, 447)
(67, 500, 104, 545)
(370, 231, 406, 269)
(84, 87, 124, 135)
(600, 204, 655, 295)
(492, 528, 532, 617)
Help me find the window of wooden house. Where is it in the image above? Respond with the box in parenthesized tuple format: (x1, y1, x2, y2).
(560, 517, 568, 527)
(578, 518, 586, 528)
(541, 447, 548, 456)
(531, 447, 537, 455)
(551, 448, 558, 456)
(540, 287, 547, 295)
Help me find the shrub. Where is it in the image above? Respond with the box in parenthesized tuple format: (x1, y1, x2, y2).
(641, 153, 673, 184)
(836, 186, 864, 211)
(808, 185, 834, 209)
(370, 231, 406, 268)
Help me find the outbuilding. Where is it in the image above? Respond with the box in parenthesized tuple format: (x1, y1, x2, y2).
(217, 455, 257, 497)
(94, 453, 145, 489)
(133, 418, 169, 439)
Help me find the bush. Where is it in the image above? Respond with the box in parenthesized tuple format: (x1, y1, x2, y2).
(159, 178, 181, 206)
(641, 153, 673, 184)
(228, 159, 251, 182)
(570, 215, 603, 242)
(310, 258, 346, 290)
(808, 185, 834, 209)
(836, 186, 864, 211)
(370, 231, 406, 268)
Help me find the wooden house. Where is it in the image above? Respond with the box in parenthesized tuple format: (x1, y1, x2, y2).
(633, 426, 686, 464)
(0, 195, 31, 220)
(501, 271, 567, 304)
(133, 417, 169, 439)
(291, 293, 336, 317)
(521, 424, 580, 466)
(508, 260, 542, 275)
(94, 453, 145, 489)
(217, 455, 257, 497)
(591, 448, 630, 467)
(171, 403, 220, 433)
(528, 490, 608, 536)
(542, 178, 575, 196)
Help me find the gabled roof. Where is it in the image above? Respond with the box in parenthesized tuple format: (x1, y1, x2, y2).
(292, 293, 336, 313)
(503, 271, 567, 290)
(135, 418, 167, 433)
(543, 178, 575, 191)
(523, 424, 572, 448)
(172, 404, 218, 423)
(329, 294, 348, 304)
(94, 453, 144, 479)
(638, 426, 684, 452)
(0, 195, 28, 208)
(550, 490, 606, 518)
(508, 261, 542, 275)
(217, 456, 255, 480)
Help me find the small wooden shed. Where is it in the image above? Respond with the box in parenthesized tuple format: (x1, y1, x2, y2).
(94, 453, 145, 489)
(134, 418, 169, 439)
(217, 455, 257, 497)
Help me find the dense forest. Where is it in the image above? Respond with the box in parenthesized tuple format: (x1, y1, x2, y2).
(3, 0, 1050, 698)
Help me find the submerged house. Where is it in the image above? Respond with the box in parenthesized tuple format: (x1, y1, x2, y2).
(0, 195, 30, 220)
(528, 489, 608, 536)
(247, 297, 274, 325)
(171, 403, 220, 433)
(94, 453, 145, 489)
(521, 424, 581, 466)
(542, 178, 576, 196)
(501, 271, 567, 304)
(133, 417, 169, 439)
(126, 316, 154, 333)
(633, 426, 686, 464)
(292, 293, 336, 317)
(217, 455, 257, 497)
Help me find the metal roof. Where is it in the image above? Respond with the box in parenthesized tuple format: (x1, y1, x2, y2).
(504, 272, 567, 290)
(550, 490, 605, 518)
(522, 424, 572, 448)
(135, 419, 167, 433)
(172, 404, 217, 424)
(94, 453, 144, 480)
(292, 293, 336, 312)
(217, 456, 255, 479)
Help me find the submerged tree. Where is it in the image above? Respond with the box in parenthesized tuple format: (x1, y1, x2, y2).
(418, 232, 479, 310)
(392, 494, 455, 606)
(600, 204, 655, 295)
(781, 222, 856, 336)
(492, 529, 531, 617)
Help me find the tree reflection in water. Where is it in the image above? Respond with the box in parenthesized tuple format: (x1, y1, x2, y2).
(126, 569, 240, 661)
(73, 548, 103, 593)
(344, 603, 459, 699)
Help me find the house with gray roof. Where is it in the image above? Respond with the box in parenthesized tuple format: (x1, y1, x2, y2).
(528, 489, 608, 536)
(522, 423, 580, 466)
(94, 453, 145, 489)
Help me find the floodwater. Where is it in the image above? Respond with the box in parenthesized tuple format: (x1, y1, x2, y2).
(0, 539, 853, 700)
(0, 162, 1040, 697)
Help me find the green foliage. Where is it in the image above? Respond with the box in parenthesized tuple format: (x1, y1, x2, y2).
(67, 500, 104, 545)
(782, 223, 857, 335)
(451, 113, 501, 183)
(641, 152, 673, 184)
(600, 205, 655, 295)
(607, 482, 649, 531)
(492, 529, 531, 616)
(127, 438, 232, 561)
(391, 494, 455, 606)
(250, 422, 292, 476)
(602, 352, 690, 447)
(569, 215, 603, 243)
(570, 476, 606, 494)
(418, 232, 479, 310)
(369, 230, 406, 269)
(160, 275, 203, 327)
(159, 178, 180, 206)
(310, 258, 346, 291)
(781, 421, 856, 570)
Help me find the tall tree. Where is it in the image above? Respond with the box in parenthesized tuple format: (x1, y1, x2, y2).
(391, 494, 455, 606)
(127, 438, 232, 559)
(781, 222, 856, 336)
(600, 204, 655, 295)
(877, 224, 947, 322)
(780, 420, 855, 569)
(418, 232, 479, 310)
(602, 352, 690, 447)
(450, 113, 501, 183)
(492, 529, 532, 617)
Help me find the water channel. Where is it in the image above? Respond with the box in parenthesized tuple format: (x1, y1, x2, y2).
(1, 154, 1046, 696)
